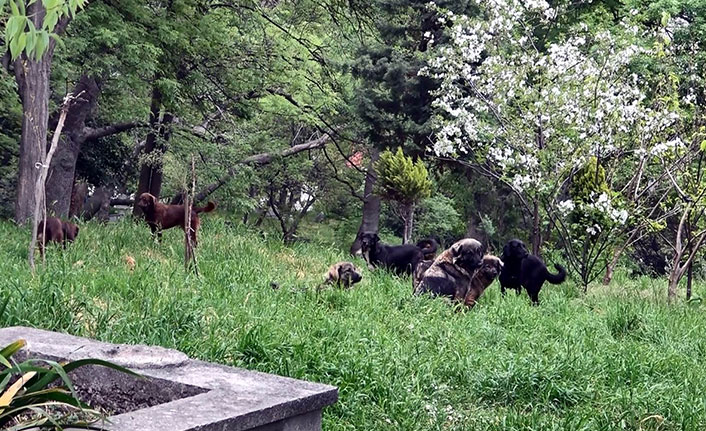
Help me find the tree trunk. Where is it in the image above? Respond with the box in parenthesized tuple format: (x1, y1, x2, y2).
(602, 253, 619, 285)
(686, 219, 693, 300)
(45, 76, 100, 217)
(351, 147, 381, 255)
(686, 261, 693, 300)
(402, 202, 415, 244)
(667, 268, 680, 302)
(603, 255, 617, 286)
(82, 186, 111, 222)
(133, 85, 164, 216)
(13, 6, 66, 224)
(531, 199, 542, 256)
(69, 180, 89, 219)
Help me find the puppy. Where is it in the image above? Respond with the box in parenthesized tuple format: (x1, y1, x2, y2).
(37, 217, 80, 256)
(414, 238, 484, 298)
(412, 259, 433, 293)
(136, 193, 215, 246)
(359, 232, 423, 276)
(499, 239, 567, 305)
(322, 262, 363, 288)
(416, 238, 440, 260)
(457, 255, 503, 308)
(63, 220, 80, 243)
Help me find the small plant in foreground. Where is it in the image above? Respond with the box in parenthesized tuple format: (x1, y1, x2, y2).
(0, 337, 139, 430)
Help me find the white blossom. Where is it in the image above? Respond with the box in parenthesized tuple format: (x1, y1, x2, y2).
(423, 0, 675, 209)
(557, 199, 575, 216)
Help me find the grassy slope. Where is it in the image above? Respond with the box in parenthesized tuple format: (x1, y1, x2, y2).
(0, 219, 705, 430)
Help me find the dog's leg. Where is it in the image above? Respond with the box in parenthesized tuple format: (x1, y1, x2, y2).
(527, 286, 540, 305)
(148, 223, 160, 243)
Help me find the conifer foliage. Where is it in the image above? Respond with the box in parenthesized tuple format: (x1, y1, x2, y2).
(376, 147, 432, 243)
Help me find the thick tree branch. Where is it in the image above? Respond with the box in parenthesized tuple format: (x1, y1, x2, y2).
(81, 121, 147, 142)
(191, 132, 333, 202)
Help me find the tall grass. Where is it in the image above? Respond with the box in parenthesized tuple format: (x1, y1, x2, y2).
(0, 219, 704, 430)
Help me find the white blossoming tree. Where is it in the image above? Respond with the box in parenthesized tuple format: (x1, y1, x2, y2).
(423, 0, 685, 289)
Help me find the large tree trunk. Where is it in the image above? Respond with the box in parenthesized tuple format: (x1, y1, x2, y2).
(45, 76, 100, 217)
(133, 86, 164, 216)
(69, 181, 89, 219)
(350, 147, 381, 255)
(82, 186, 111, 222)
(13, 6, 66, 224)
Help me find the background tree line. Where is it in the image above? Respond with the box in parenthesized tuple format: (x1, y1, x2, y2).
(2, 0, 706, 297)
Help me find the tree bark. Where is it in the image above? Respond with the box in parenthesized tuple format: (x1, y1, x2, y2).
(401, 202, 414, 244)
(45, 76, 100, 217)
(351, 147, 381, 255)
(686, 261, 693, 301)
(82, 186, 111, 222)
(133, 85, 164, 216)
(531, 199, 542, 256)
(686, 219, 693, 300)
(69, 181, 89, 219)
(13, 6, 67, 224)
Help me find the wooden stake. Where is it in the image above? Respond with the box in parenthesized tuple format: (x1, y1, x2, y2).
(28, 92, 81, 272)
(184, 155, 198, 274)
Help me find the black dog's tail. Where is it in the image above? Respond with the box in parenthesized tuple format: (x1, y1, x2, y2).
(545, 263, 567, 284)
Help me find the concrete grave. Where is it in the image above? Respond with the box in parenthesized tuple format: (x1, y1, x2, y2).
(0, 326, 338, 431)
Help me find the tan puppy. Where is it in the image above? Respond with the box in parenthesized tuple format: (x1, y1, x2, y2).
(414, 238, 484, 298)
(322, 262, 363, 288)
(457, 255, 503, 308)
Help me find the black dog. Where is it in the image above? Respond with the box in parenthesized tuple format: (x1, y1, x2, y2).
(359, 232, 423, 276)
(498, 239, 567, 305)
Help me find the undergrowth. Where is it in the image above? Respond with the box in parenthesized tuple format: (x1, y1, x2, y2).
(0, 219, 704, 430)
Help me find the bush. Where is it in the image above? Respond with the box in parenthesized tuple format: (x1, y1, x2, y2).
(414, 195, 464, 246)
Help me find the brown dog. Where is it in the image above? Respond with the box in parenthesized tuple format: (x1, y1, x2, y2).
(136, 193, 215, 245)
(37, 217, 80, 256)
(414, 238, 484, 298)
(456, 255, 503, 308)
(322, 262, 363, 288)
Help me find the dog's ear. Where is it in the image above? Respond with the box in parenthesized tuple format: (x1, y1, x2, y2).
(373, 233, 380, 242)
(501, 242, 511, 259)
(451, 242, 462, 257)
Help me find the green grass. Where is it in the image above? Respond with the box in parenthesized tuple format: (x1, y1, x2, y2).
(1, 219, 705, 430)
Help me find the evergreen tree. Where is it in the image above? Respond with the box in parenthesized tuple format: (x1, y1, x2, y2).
(376, 147, 431, 243)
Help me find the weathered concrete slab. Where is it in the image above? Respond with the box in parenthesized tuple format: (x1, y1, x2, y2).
(0, 326, 338, 431)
